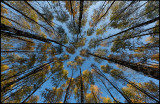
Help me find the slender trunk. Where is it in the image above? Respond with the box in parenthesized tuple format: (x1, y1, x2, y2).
(121, 1, 148, 19)
(1, 15, 30, 30)
(98, 16, 159, 42)
(1, 51, 49, 53)
(103, 1, 135, 29)
(100, 78, 119, 103)
(22, 73, 53, 103)
(63, 69, 74, 103)
(1, 24, 68, 48)
(97, 1, 107, 17)
(80, 68, 84, 103)
(92, 68, 132, 103)
(51, 78, 62, 103)
(93, 0, 115, 28)
(1, 62, 47, 82)
(92, 91, 97, 103)
(79, 0, 84, 33)
(1, 61, 54, 92)
(133, 6, 159, 21)
(88, 52, 159, 80)
(70, 0, 76, 28)
(24, 1, 57, 33)
(2, 34, 34, 43)
(2, 80, 27, 102)
(105, 31, 159, 45)
(128, 44, 159, 50)
(2, 1, 52, 33)
(115, 74, 159, 102)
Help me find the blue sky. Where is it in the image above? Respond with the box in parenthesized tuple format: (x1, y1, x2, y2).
(28, 1, 159, 103)
(2, 1, 159, 103)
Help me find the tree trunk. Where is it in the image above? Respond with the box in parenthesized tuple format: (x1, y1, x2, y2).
(63, 69, 74, 103)
(115, 74, 159, 102)
(22, 73, 53, 103)
(92, 67, 132, 103)
(1, 15, 31, 30)
(2, 1, 52, 33)
(79, 0, 84, 34)
(92, 91, 98, 103)
(80, 68, 84, 103)
(1, 61, 54, 92)
(100, 78, 119, 103)
(98, 16, 159, 42)
(1, 51, 49, 53)
(1, 24, 68, 48)
(105, 31, 159, 45)
(88, 52, 159, 80)
(70, 0, 76, 28)
(24, 1, 56, 33)
(103, 1, 135, 29)
(93, 0, 115, 28)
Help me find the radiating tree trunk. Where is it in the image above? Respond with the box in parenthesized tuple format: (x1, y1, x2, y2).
(114, 73, 159, 102)
(96, 1, 107, 17)
(24, 1, 57, 33)
(103, 1, 135, 29)
(92, 67, 132, 103)
(121, 1, 148, 19)
(51, 78, 62, 103)
(92, 91, 98, 103)
(80, 68, 84, 103)
(100, 78, 119, 103)
(1, 51, 49, 53)
(2, 1, 52, 33)
(78, 0, 84, 34)
(1, 24, 68, 48)
(63, 69, 74, 103)
(2, 82, 27, 102)
(2, 79, 26, 102)
(105, 31, 159, 45)
(1, 15, 30, 30)
(98, 16, 159, 42)
(133, 6, 159, 21)
(88, 52, 159, 80)
(1, 61, 54, 92)
(70, 0, 76, 28)
(93, 0, 115, 28)
(22, 73, 53, 103)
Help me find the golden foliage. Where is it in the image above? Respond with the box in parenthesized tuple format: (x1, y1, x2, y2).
(151, 54, 159, 61)
(66, 46, 75, 54)
(1, 64, 9, 72)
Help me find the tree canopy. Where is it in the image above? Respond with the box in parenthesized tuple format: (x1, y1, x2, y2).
(1, 1, 159, 103)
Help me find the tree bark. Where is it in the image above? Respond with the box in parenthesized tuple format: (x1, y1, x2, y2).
(1, 15, 30, 30)
(80, 68, 84, 103)
(98, 16, 159, 42)
(102, 1, 135, 29)
(92, 91, 98, 103)
(63, 69, 74, 103)
(1, 61, 54, 92)
(77, 0, 84, 42)
(93, 0, 115, 28)
(1, 24, 68, 48)
(115, 74, 159, 102)
(22, 73, 53, 103)
(88, 52, 159, 80)
(24, 1, 57, 33)
(100, 78, 119, 103)
(2, 1, 52, 33)
(105, 31, 159, 45)
(92, 66, 132, 103)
